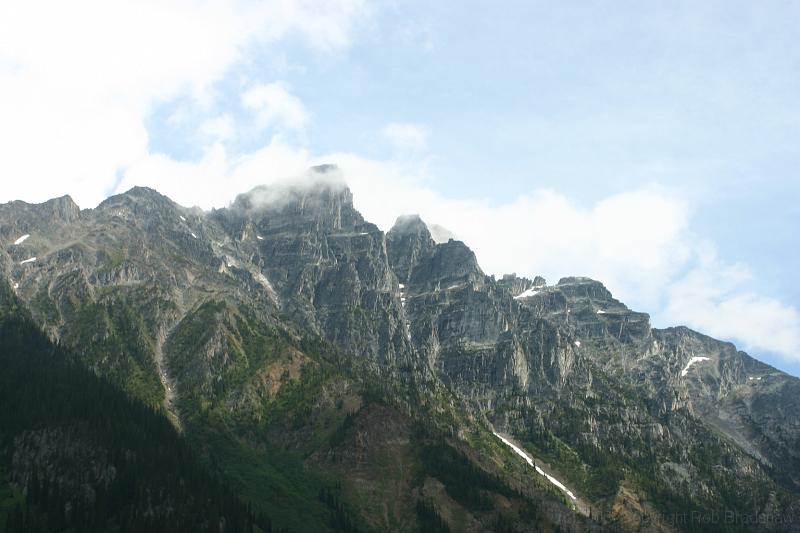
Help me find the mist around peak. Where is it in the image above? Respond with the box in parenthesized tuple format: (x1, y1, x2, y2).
(231, 164, 351, 213)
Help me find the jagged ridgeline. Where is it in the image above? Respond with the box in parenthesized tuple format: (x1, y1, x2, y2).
(1, 165, 800, 532)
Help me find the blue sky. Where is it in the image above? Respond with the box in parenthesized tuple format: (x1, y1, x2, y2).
(1, 1, 799, 375)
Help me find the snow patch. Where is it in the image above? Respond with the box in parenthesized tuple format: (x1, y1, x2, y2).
(256, 235, 264, 240)
(748, 376, 763, 381)
(19, 257, 36, 264)
(180, 215, 186, 222)
(191, 233, 197, 239)
(574, 341, 581, 348)
(399, 283, 405, 289)
(596, 309, 606, 314)
(514, 286, 543, 299)
(13, 234, 30, 245)
(493, 432, 577, 500)
(539, 469, 576, 500)
(681, 356, 711, 377)
(13, 282, 19, 290)
(493, 432, 534, 467)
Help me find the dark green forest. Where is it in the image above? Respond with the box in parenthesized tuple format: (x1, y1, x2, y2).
(0, 308, 274, 533)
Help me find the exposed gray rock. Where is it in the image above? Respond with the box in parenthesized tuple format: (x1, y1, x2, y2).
(3, 180, 800, 531)
(386, 214, 436, 284)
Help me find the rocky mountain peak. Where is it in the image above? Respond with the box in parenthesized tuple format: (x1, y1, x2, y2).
(230, 174, 362, 234)
(44, 195, 82, 222)
(1, 194, 81, 223)
(388, 214, 431, 237)
(386, 215, 436, 283)
(555, 276, 614, 301)
(0, 195, 82, 247)
(497, 273, 546, 296)
(233, 181, 352, 212)
(96, 186, 177, 216)
(408, 239, 484, 292)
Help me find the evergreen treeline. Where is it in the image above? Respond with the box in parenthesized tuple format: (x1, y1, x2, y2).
(0, 310, 275, 533)
(317, 487, 359, 532)
(414, 500, 449, 533)
(419, 440, 516, 513)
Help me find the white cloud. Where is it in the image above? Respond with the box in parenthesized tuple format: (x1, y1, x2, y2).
(255, 0, 370, 53)
(114, 139, 306, 208)
(199, 115, 236, 143)
(0, 0, 368, 207)
(664, 250, 800, 360)
(242, 82, 310, 132)
(382, 122, 429, 152)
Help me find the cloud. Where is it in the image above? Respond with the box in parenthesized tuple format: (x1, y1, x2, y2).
(199, 115, 236, 143)
(115, 138, 312, 209)
(257, 0, 371, 53)
(664, 250, 800, 360)
(242, 82, 310, 133)
(382, 122, 429, 152)
(0, 0, 368, 208)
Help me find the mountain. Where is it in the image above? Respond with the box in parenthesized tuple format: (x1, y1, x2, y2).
(0, 285, 272, 533)
(1, 166, 799, 532)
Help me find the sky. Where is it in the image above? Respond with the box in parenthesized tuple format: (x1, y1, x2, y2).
(1, 1, 799, 376)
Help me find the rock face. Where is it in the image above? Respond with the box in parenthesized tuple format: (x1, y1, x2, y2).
(212, 177, 414, 375)
(2, 175, 800, 532)
(516, 274, 800, 487)
(386, 214, 436, 283)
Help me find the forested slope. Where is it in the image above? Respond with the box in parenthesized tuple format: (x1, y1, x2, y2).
(0, 283, 273, 533)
